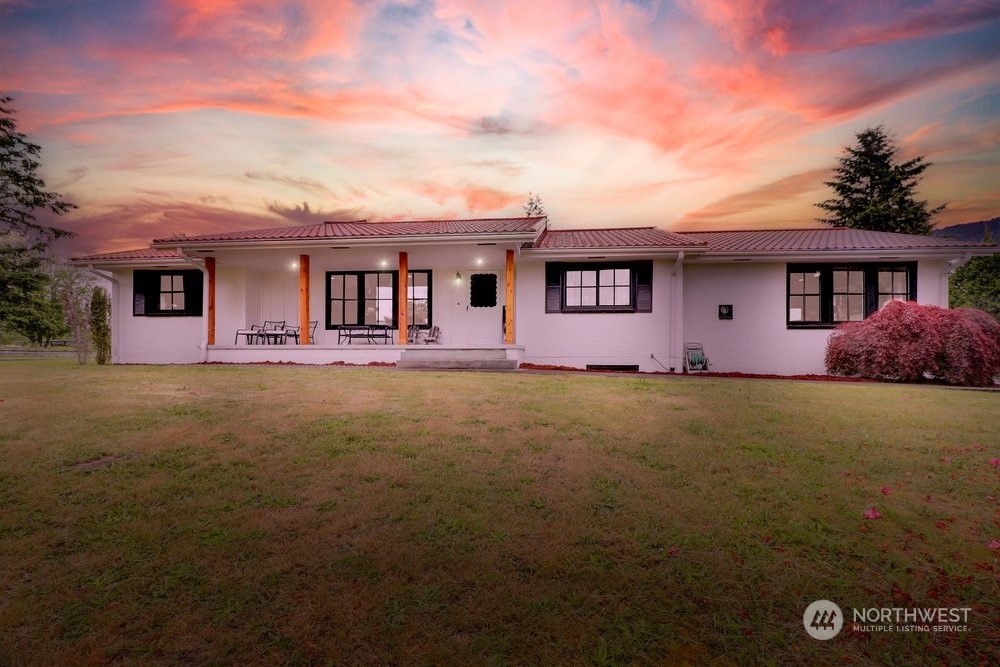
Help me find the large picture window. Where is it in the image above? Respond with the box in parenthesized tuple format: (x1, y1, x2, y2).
(133, 270, 203, 316)
(545, 261, 652, 313)
(326, 270, 432, 329)
(787, 263, 916, 328)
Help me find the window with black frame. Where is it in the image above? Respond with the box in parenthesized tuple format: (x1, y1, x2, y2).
(545, 261, 652, 313)
(327, 270, 432, 329)
(787, 263, 915, 327)
(133, 270, 203, 316)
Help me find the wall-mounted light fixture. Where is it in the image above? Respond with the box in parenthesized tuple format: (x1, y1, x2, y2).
(455, 271, 462, 282)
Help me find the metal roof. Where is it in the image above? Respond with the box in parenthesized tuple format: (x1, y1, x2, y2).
(676, 228, 993, 253)
(529, 227, 705, 249)
(149, 217, 544, 246)
(71, 247, 182, 263)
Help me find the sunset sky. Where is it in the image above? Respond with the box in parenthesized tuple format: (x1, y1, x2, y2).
(1, 0, 997, 256)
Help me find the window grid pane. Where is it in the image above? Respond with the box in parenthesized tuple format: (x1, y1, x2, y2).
(789, 272, 822, 321)
(878, 270, 910, 310)
(832, 270, 864, 322)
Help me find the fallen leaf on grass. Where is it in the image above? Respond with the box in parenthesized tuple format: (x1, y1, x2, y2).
(990, 458, 1000, 468)
(880, 486, 892, 495)
(989, 539, 1000, 550)
(935, 521, 949, 531)
(863, 507, 881, 519)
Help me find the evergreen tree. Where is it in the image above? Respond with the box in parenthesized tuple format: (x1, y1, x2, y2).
(817, 125, 943, 235)
(1, 94, 76, 242)
(1, 94, 77, 336)
(90, 285, 112, 364)
(523, 192, 545, 217)
(950, 254, 1000, 321)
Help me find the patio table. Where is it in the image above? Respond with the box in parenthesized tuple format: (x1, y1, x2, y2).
(337, 325, 393, 344)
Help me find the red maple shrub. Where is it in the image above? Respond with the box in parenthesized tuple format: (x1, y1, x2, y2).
(825, 300, 1000, 386)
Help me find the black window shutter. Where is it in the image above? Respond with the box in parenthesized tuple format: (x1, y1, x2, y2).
(184, 270, 204, 315)
(544, 263, 562, 313)
(635, 261, 652, 313)
(133, 271, 153, 315)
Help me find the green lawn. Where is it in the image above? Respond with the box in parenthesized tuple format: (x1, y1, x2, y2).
(1, 361, 997, 665)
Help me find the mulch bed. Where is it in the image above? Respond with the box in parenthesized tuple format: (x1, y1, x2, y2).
(518, 362, 869, 382)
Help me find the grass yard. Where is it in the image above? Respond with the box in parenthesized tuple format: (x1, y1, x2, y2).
(0, 361, 997, 665)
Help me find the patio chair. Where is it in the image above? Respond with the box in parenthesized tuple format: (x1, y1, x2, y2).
(235, 324, 263, 345)
(284, 321, 319, 345)
(258, 320, 287, 345)
(684, 342, 709, 372)
(407, 325, 422, 343)
(423, 325, 441, 344)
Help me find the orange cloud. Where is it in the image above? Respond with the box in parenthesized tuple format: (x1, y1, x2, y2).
(677, 168, 830, 228)
(417, 182, 521, 214)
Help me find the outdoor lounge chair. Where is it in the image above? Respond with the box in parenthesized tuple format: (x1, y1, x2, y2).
(234, 324, 263, 345)
(284, 321, 319, 344)
(407, 325, 422, 343)
(258, 320, 286, 344)
(684, 342, 709, 372)
(423, 325, 441, 343)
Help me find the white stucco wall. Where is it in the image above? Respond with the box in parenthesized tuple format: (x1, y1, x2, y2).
(682, 259, 954, 375)
(111, 270, 206, 364)
(515, 259, 679, 372)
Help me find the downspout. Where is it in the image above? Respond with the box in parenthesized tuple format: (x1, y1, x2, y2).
(669, 251, 685, 372)
(87, 265, 120, 364)
(176, 247, 210, 362)
(941, 252, 972, 307)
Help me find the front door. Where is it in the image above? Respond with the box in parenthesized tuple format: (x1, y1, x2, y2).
(456, 270, 502, 344)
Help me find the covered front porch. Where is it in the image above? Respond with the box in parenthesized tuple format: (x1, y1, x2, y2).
(197, 236, 524, 364)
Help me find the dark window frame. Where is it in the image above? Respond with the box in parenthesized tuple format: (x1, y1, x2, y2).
(786, 262, 917, 329)
(133, 270, 204, 316)
(325, 270, 432, 330)
(545, 261, 653, 314)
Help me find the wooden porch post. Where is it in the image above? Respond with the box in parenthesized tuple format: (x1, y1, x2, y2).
(206, 256, 216, 345)
(397, 251, 408, 344)
(505, 249, 515, 344)
(299, 254, 310, 344)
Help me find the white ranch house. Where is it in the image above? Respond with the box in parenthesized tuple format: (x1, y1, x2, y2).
(72, 217, 996, 374)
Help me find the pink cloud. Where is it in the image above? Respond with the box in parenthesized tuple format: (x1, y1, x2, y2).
(57, 198, 288, 257)
(678, 168, 830, 227)
(683, 0, 997, 56)
(417, 182, 521, 214)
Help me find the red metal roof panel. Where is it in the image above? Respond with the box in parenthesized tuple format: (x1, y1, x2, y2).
(677, 228, 993, 252)
(531, 227, 705, 249)
(151, 217, 543, 245)
(71, 247, 181, 263)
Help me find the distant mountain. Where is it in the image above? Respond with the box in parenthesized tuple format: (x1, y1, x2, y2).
(932, 217, 999, 243)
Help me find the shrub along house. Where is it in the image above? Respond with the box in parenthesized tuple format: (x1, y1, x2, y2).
(71, 217, 996, 374)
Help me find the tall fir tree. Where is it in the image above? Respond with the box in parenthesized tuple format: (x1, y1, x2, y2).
(1, 94, 77, 339)
(817, 125, 943, 235)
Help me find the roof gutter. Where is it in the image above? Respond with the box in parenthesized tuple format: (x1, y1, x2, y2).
(176, 247, 209, 363)
(685, 247, 996, 263)
(672, 250, 685, 276)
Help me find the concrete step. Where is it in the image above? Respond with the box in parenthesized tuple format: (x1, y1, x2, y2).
(396, 358, 518, 370)
(400, 347, 509, 361)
